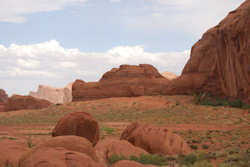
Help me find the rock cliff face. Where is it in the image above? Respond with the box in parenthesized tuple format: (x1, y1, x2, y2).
(29, 83, 72, 104)
(5, 95, 52, 112)
(168, 0, 250, 103)
(0, 89, 8, 103)
(0, 89, 8, 112)
(72, 64, 170, 101)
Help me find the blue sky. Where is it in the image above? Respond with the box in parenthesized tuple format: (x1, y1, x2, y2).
(0, 0, 245, 95)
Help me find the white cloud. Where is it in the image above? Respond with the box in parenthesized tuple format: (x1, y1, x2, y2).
(0, 0, 88, 23)
(17, 58, 40, 69)
(0, 40, 189, 95)
(60, 61, 77, 68)
(124, 0, 244, 37)
(110, 0, 121, 3)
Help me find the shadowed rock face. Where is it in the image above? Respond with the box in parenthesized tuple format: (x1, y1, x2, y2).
(29, 83, 72, 104)
(167, 0, 250, 103)
(72, 64, 170, 101)
(52, 112, 100, 146)
(5, 95, 52, 112)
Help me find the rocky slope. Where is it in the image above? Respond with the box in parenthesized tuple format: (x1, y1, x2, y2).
(5, 95, 52, 112)
(168, 0, 250, 103)
(72, 64, 170, 101)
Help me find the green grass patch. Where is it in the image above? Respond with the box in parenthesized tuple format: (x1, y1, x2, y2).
(194, 93, 250, 109)
(107, 154, 169, 166)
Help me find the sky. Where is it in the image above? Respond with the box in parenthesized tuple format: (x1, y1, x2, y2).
(0, 0, 245, 95)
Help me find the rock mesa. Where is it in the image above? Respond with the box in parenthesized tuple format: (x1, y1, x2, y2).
(29, 83, 72, 104)
(72, 64, 169, 101)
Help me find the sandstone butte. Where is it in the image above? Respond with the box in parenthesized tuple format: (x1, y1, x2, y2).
(0, 89, 8, 112)
(167, 0, 250, 103)
(4, 95, 52, 112)
(0, 89, 8, 103)
(72, 64, 170, 101)
(29, 83, 72, 104)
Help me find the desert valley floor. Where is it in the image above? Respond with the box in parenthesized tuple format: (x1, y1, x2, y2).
(0, 95, 249, 166)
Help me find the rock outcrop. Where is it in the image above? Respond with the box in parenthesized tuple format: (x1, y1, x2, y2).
(167, 0, 250, 103)
(72, 64, 170, 101)
(5, 95, 52, 112)
(29, 83, 72, 104)
(0, 139, 29, 167)
(52, 112, 100, 146)
(121, 122, 191, 155)
(95, 139, 148, 163)
(0, 89, 8, 103)
(161, 72, 178, 80)
(110, 160, 157, 167)
(39, 136, 99, 161)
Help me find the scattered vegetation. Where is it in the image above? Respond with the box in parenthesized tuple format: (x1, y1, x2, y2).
(177, 152, 213, 167)
(194, 93, 250, 109)
(218, 148, 250, 167)
(27, 136, 35, 148)
(107, 154, 169, 166)
(5, 163, 14, 167)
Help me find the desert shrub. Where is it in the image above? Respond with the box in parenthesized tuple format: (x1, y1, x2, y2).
(194, 93, 249, 109)
(192, 161, 213, 167)
(178, 153, 198, 166)
(192, 139, 201, 144)
(130, 154, 169, 166)
(5, 163, 14, 167)
(107, 155, 127, 166)
(202, 144, 209, 149)
(219, 148, 250, 167)
(228, 100, 243, 108)
(178, 152, 215, 167)
(27, 136, 35, 148)
(190, 145, 198, 150)
(107, 154, 169, 166)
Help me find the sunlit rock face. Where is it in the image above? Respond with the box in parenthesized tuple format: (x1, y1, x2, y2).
(167, 0, 250, 103)
(30, 83, 72, 104)
(161, 72, 178, 80)
(72, 64, 170, 101)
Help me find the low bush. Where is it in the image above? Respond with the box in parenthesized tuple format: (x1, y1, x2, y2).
(107, 154, 169, 166)
(194, 93, 250, 109)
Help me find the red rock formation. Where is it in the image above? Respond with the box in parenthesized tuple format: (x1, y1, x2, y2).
(0, 89, 8, 103)
(95, 139, 148, 163)
(0, 139, 29, 167)
(4, 95, 52, 112)
(19, 136, 105, 167)
(168, 0, 250, 103)
(121, 122, 191, 155)
(52, 112, 100, 146)
(39, 136, 99, 162)
(19, 148, 105, 167)
(72, 64, 170, 101)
